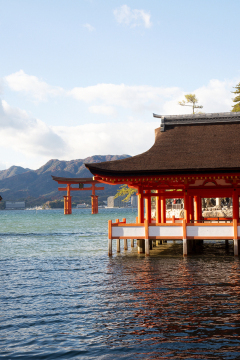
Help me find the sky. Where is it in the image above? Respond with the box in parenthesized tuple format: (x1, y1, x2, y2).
(0, 0, 240, 170)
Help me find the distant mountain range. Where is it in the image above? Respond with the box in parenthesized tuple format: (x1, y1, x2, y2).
(0, 155, 130, 207)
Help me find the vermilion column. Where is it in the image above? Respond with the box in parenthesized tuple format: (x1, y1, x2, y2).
(63, 196, 67, 214)
(145, 190, 152, 223)
(138, 187, 144, 223)
(189, 195, 194, 221)
(161, 197, 166, 223)
(156, 190, 161, 223)
(184, 192, 189, 223)
(91, 195, 98, 214)
(194, 195, 199, 222)
(64, 184, 72, 214)
(198, 197, 202, 221)
(91, 184, 98, 214)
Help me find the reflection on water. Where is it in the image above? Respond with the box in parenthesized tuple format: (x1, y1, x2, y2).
(104, 257, 240, 359)
(1, 209, 240, 359)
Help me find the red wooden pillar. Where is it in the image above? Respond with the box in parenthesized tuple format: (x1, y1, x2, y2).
(91, 195, 98, 214)
(138, 187, 144, 223)
(63, 196, 67, 214)
(194, 196, 199, 222)
(184, 192, 189, 223)
(189, 195, 194, 221)
(232, 190, 239, 223)
(91, 184, 98, 214)
(161, 197, 166, 223)
(64, 184, 72, 214)
(145, 190, 151, 223)
(198, 196, 202, 221)
(156, 190, 161, 223)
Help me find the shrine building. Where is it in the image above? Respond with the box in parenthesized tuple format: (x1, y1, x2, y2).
(85, 112, 240, 257)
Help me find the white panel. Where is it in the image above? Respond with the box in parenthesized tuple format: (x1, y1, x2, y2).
(112, 226, 145, 238)
(187, 226, 233, 237)
(149, 226, 182, 237)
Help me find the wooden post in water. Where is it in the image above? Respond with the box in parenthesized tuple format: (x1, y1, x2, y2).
(108, 220, 112, 256)
(182, 219, 189, 256)
(145, 239, 150, 256)
(124, 239, 128, 250)
(137, 239, 145, 254)
(131, 239, 134, 247)
(116, 239, 120, 252)
(233, 218, 240, 256)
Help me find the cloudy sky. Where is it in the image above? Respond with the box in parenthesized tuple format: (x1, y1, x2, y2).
(0, 0, 239, 170)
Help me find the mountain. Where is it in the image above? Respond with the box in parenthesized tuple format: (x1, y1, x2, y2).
(0, 155, 130, 207)
(0, 166, 30, 181)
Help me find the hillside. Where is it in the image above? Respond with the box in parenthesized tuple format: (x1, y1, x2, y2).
(0, 166, 30, 180)
(0, 155, 130, 207)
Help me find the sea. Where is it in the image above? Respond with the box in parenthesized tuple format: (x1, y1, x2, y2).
(1, 208, 240, 359)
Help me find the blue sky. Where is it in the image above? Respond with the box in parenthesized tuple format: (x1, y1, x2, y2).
(0, 0, 239, 169)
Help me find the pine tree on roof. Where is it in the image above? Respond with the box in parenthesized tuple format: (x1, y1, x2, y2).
(232, 82, 240, 112)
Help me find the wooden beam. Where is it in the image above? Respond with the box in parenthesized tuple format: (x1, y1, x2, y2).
(58, 187, 104, 191)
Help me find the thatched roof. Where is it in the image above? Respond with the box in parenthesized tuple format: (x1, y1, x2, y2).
(85, 112, 240, 177)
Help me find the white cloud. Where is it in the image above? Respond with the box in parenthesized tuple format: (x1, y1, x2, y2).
(88, 105, 116, 116)
(0, 99, 66, 158)
(53, 120, 159, 159)
(83, 23, 95, 32)
(2, 70, 240, 170)
(69, 83, 180, 114)
(4, 70, 64, 102)
(5, 70, 238, 118)
(113, 5, 152, 28)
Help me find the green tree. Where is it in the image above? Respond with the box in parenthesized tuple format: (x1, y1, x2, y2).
(178, 94, 203, 114)
(231, 82, 240, 112)
(114, 185, 137, 202)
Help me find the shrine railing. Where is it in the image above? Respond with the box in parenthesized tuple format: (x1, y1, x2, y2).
(108, 218, 239, 241)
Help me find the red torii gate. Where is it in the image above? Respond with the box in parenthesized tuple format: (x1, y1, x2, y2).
(52, 176, 104, 214)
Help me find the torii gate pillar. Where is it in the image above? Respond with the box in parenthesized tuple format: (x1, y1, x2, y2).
(91, 195, 98, 214)
(64, 185, 72, 215)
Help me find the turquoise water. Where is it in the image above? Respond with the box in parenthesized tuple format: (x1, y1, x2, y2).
(1, 209, 240, 359)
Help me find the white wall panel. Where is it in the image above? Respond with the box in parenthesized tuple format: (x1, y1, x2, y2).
(149, 226, 182, 237)
(187, 226, 233, 237)
(112, 226, 145, 238)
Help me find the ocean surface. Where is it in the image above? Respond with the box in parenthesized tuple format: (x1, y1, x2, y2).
(1, 208, 240, 359)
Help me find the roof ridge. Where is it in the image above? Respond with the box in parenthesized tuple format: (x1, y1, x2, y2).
(153, 111, 240, 119)
(153, 112, 240, 132)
